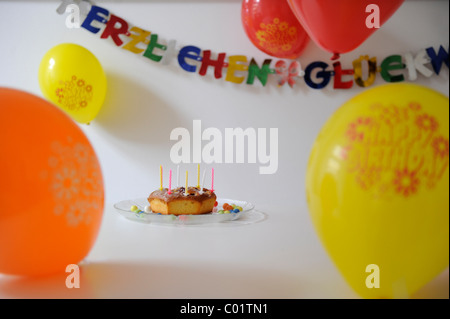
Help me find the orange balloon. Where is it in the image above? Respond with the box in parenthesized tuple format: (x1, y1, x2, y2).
(0, 88, 104, 277)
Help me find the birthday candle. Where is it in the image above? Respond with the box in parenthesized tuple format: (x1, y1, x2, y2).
(211, 168, 214, 191)
(160, 165, 163, 190)
(197, 164, 200, 188)
(185, 170, 188, 195)
(168, 169, 172, 194)
(201, 169, 206, 190)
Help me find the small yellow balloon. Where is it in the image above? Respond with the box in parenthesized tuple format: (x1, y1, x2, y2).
(38, 43, 107, 124)
(306, 83, 449, 299)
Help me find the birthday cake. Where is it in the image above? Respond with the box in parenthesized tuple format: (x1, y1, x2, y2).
(148, 187, 217, 216)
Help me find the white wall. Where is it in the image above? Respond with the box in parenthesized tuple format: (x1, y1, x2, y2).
(0, 0, 448, 209)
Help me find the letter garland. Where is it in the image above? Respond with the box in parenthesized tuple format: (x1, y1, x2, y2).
(59, 1, 449, 90)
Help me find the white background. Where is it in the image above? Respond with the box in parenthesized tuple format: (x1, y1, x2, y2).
(0, 0, 448, 298)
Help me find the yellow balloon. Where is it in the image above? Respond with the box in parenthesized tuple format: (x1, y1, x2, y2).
(38, 43, 107, 124)
(306, 83, 449, 299)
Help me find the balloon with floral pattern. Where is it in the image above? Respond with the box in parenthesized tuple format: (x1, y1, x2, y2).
(241, 0, 310, 59)
(306, 83, 449, 299)
(38, 43, 107, 124)
(0, 88, 104, 276)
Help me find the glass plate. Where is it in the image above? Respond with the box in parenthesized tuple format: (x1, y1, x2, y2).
(114, 198, 255, 226)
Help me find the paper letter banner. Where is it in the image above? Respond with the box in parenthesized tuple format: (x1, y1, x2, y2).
(58, 1, 449, 90)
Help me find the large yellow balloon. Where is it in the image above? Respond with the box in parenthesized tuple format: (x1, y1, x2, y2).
(38, 43, 107, 124)
(306, 83, 449, 299)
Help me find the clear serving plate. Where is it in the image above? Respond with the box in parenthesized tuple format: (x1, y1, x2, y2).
(114, 198, 255, 226)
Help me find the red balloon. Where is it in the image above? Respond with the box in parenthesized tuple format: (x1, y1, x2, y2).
(242, 0, 310, 59)
(287, 0, 405, 59)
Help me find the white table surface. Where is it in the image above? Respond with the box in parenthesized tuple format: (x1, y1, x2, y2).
(0, 203, 448, 299)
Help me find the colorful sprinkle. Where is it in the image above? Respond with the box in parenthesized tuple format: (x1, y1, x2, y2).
(223, 203, 234, 211)
(224, 210, 230, 214)
(135, 210, 145, 218)
(131, 205, 139, 212)
(220, 203, 243, 213)
(144, 206, 151, 213)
